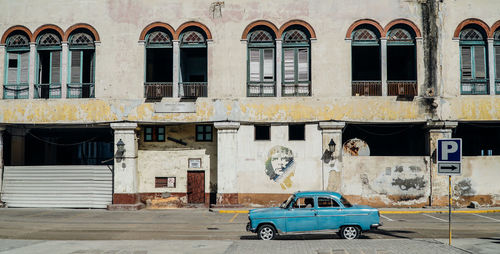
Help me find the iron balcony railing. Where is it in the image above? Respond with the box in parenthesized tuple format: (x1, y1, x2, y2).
(67, 83, 95, 98)
(352, 81, 382, 96)
(387, 80, 417, 97)
(144, 82, 173, 100)
(179, 82, 207, 98)
(247, 81, 275, 97)
(3, 83, 29, 99)
(461, 79, 489, 95)
(35, 83, 61, 99)
(282, 81, 311, 96)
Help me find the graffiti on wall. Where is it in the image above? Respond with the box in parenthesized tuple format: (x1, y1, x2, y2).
(265, 146, 295, 190)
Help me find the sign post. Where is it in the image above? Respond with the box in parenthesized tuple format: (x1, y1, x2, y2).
(437, 138, 462, 246)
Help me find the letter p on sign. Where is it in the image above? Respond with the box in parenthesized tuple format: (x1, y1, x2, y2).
(437, 139, 462, 162)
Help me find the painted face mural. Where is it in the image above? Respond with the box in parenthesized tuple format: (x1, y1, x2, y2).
(265, 146, 295, 189)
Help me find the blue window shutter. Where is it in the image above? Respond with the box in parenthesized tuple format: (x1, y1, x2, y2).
(263, 48, 274, 81)
(461, 46, 472, 79)
(249, 48, 260, 82)
(19, 52, 29, 84)
(297, 48, 309, 81)
(283, 48, 295, 82)
(474, 46, 486, 79)
(71, 50, 82, 83)
(51, 51, 61, 83)
(7, 53, 18, 83)
(496, 46, 500, 79)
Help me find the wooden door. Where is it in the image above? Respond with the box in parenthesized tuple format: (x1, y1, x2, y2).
(187, 171, 205, 203)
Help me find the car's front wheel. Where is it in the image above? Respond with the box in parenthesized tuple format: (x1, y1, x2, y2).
(257, 224, 276, 240)
(339, 225, 360, 239)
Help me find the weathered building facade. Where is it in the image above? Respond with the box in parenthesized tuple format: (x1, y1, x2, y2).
(0, 0, 499, 208)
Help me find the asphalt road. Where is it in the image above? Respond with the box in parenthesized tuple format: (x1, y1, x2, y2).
(0, 208, 498, 241)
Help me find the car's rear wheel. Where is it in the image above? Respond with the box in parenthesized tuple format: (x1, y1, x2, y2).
(340, 225, 360, 239)
(257, 224, 276, 240)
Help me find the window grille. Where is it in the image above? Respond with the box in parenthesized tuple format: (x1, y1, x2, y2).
(249, 30, 273, 43)
(181, 31, 205, 45)
(387, 28, 413, 42)
(353, 29, 378, 42)
(460, 28, 483, 41)
(6, 34, 30, 48)
(70, 32, 94, 47)
(146, 31, 171, 46)
(38, 33, 61, 46)
(283, 29, 308, 43)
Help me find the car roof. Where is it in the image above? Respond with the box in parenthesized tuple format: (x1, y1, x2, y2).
(294, 191, 342, 199)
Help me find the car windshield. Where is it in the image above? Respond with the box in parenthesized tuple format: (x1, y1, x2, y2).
(280, 195, 295, 208)
(340, 196, 353, 207)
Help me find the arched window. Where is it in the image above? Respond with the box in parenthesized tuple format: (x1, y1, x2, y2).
(144, 29, 173, 100)
(494, 30, 500, 94)
(179, 28, 207, 97)
(282, 28, 310, 96)
(68, 30, 95, 98)
(460, 27, 488, 94)
(247, 28, 276, 97)
(387, 27, 417, 96)
(4, 32, 30, 99)
(36, 31, 62, 98)
(351, 27, 381, 96)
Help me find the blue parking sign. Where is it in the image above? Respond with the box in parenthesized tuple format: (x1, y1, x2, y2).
(437, 139, 462, 162)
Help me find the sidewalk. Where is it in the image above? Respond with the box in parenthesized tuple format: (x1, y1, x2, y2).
(0, 239, 472, 254)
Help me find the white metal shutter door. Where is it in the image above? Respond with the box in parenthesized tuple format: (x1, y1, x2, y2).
(1, 165, 112, 208)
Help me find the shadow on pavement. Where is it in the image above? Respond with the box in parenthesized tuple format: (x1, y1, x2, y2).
(479, 237, 500, 244)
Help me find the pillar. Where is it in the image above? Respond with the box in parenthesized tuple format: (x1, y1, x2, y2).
(380, 38, 388, 96)
(207, 39, 213, 97)
(319, 122, 345, 191)
(427, 121, 457, 206)
(0, 127, 5, 192)
(173, 40, 180, 98)
(488, 38, 495, 95)
(10, 128, 26, 166)
(110, 122, 139, 204)
(275, 39, 282, 97)
(61, 42, 68, 98)
(214, 122, 240, 205)
(29, 43, 36, 99)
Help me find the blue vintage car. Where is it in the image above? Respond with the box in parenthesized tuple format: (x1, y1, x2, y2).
(246, 191, 382, 240)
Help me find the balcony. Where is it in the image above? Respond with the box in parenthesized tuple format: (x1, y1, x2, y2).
(461, 79, 488, 95)
(179, 82, 207, 98)
(35, 83, 61, 99)
(247, 82, 275, 97)
(352, 81, 382, 96)
(144, 82, 173, 101)
(282, 82, 311, 96)
(387, 80, 417, 97)
(3, 83, 29, 99)
(67, 83, 95, 98)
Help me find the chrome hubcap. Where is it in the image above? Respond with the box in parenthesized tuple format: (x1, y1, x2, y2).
(260, 227, 273, 240)
(343, 227, 357, 239)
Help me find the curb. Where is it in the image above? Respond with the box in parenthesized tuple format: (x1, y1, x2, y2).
(216, 209, 500, 214)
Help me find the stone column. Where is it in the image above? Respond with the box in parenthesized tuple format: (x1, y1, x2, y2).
(380, 38, 388, 96)
(275, 39, 282, 97)
(93, 41, 101, 97)
(214, 122, 240, 205)
(206, 39, 213, 97)
(427, 121, 458, 206)
(172, 40, 180, 98)
(319, 122, 345, 191)
(0, 127, 5, 192)
(10, 128, 26, 166)
(0, 45, 4, 98)
(29, 43, 36, 99)
(110, 122, 139, 205)
(416, 38, 425, 96)
(61, 42, 68, 98)
(488, 38, 495, 95)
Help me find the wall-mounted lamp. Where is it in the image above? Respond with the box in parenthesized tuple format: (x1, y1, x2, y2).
(328, 139, 336, 154)
(115, 139, 126, 160)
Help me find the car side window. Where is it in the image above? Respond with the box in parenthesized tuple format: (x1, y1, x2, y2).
(292, 197, 314, 208)
(317, 197, 340, 208)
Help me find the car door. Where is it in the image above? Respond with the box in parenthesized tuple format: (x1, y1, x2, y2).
(285, 196, 318, 232)
(316, 196, 344, 230)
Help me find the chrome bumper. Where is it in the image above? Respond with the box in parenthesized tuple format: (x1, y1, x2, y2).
(370, 222, 383, 229)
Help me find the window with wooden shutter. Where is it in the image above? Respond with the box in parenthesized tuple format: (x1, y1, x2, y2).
(51, 51, 61, 83)
(297, 48, 309, 81)
(474, 46, 486, 79)
(249, 49, 260, 82)
(495, 45, 500, 80)
(71, 50, 82, 83)
(20, 52, 29, 84)
(263, 48, 274, 81)
(461, 46, 472, 79)
(7, 53, 18, 84)
(283, 49, 295, 82)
